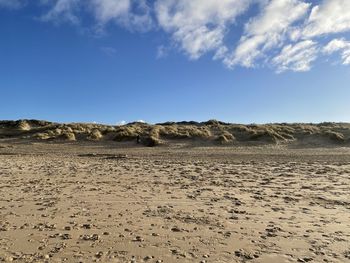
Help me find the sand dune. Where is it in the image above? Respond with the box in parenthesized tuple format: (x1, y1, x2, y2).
(1, 120, 350, 147)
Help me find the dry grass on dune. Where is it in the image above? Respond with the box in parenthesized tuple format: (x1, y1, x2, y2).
(87, 129, 103, 141)
(216, 131, 235, 144)
(1, 119, 350, 147)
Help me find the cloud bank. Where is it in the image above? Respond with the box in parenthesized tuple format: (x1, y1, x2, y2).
(5, 0, 350, 72)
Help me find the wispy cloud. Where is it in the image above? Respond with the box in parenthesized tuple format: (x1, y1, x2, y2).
(6, 0, 350, 72)
(154, 0, 350, 72)
(155, 0, 251, 60)
(116, 120, 126, 126)
(226, 0, 311, 68)
(156, 45, 169, 59)
(39, 0, 153, 32)
(40, 0, 80, 25)
(91, 0, 130, 24)
(0, 0, 25, 9)
(272, 40, 319, 72)
(323, 38, 350, 65)
(100, 46, 117, 56)
(302, 0, 350, 38)
(91, 0, 153, 33)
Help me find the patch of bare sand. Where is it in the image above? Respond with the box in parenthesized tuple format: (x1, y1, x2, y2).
(0, 143, 350, 262)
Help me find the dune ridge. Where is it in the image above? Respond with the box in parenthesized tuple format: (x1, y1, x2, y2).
(0, 119, 349, 147)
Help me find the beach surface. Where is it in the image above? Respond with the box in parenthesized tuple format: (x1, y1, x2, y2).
(0, 141, 350, 262)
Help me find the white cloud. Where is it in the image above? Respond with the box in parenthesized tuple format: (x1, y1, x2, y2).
(323, 38, 350, 53)
(303, 0, 350, 38)
(126, 0, 153, 31)
(40, 0, 152, 31)
(153, 0, 350, 71)
(323, 38, 350, 65)
(226, 0, 310, 68)
(155, 0, 252, 60)
(0, 0, 25, 9)
(90, 0, 152, 32)
(5, 0, 350, 72)
(91, 0, 130, 24)
(116, 120, 126, 126)
(41, 0, 80, 25)
(272, 40, 319, 72)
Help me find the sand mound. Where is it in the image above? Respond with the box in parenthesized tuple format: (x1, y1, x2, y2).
(61, 131, 76, 141)
(87, 129, 103, 141)
(323, 130, 345, 143)
(216, 131, 235, 144)
(16, 120, 31, 131)
(33, 132, 52, 140)
(114, 126, 140, 141)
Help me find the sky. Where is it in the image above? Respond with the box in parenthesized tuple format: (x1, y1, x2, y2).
(1, 0, 350, 124)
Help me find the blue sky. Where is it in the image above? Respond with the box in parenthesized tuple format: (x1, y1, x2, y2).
(1, 0, 350, 124)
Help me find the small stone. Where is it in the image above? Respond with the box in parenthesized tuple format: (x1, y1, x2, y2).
(133, 236, 143, 242)
(80, 234, 99, 241)
(82, 224, 92, 229)
(299, 257, 313, 262)
(61, 233, 71, 240)
(171, 226, 181, 232)
(91, 234, 100, 240)
(235, 251, 242, 257)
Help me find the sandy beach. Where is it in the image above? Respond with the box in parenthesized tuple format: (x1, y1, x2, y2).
(0, 141, 349, 262)
(3, 0, 350, 261)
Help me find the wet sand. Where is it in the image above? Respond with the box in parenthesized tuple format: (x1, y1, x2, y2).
(0, 141, 350, 262)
